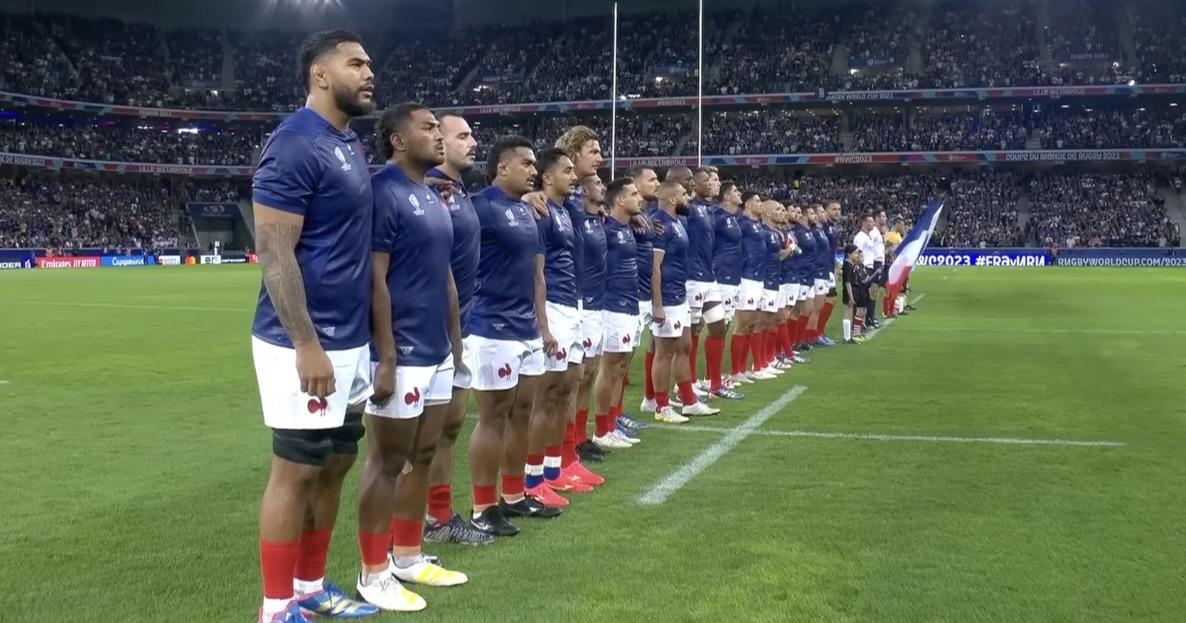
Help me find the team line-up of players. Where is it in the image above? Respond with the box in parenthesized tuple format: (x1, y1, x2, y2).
(247, 31, 909, 623)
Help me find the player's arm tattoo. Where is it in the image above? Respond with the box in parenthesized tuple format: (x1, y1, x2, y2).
(256, 220, 318, 346)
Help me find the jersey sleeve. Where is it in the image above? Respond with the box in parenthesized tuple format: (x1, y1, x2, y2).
(535, 210, 552, 249)
(371, 181, 402, 253)
(252, 130, 321, 215)
(654, 216, 675, 252)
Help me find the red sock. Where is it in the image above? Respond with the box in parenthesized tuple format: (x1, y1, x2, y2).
(788, 318, 800, 350)
(677, 380, 697, 405)
(427, 484, 452, 526)
(769, 330, 780, 364)
(357, 530, 390, 568)
(389, 518, 423, 550)
(796, 316, 809, 345)
(823, 300, 836, 331)
(609, 405, 621, 430)
(689, 332, 700, 380)
(730, 333, 748, 376)
(575, 409, 589, 444)
(645, 348, 654, 398)
(750, 333, 762, 371)
(294, 529, 332, 582)
(854, 316, 865, 336)
(779, 323, 793, 358)
(260, 539, 299, 600)
(472, 484, 497, 509)
(884, 293, 894, 317)
(562, 422, 579, 467)
(655, 391, 670, 408)
(595, 412, 611, 437)
(705, 335, 725, 391)
(501, 473, 524, 499)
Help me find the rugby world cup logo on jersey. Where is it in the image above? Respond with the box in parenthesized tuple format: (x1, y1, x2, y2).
(409, 193, 424, 216)
(505, 209, 518, 226)
(334, 146, 351, 171)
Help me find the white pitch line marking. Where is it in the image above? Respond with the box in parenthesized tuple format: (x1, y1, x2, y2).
(651, 424, 1125, 448)
(636, 385, 807, 505)
(0, 380, 9, 385)
(9, 300, 252, 313)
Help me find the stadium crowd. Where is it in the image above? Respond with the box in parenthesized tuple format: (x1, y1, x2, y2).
(0, 175, 237, 249)
(1028, 173, 1179, 248)
(696, 111, 840, 155)
(2, 5, 1185, 111)
(1033, 107, 1186, 149)
(0, 121, 262, 165)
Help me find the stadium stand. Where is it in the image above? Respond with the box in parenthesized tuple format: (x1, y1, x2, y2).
(1, 3, 1185, 252)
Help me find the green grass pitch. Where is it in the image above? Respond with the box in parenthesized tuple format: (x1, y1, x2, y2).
(1, 265, 1184, 622)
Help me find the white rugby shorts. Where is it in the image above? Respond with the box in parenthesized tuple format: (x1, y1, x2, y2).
(651, 303, 691, 338)
(366, 354, 454, 419)
(545, 301, 582, 373)
(252, 337, 371, 430)
(737, 279, 764, 312)
(462, 335, 545, 392)
(603, 310, 642, 354)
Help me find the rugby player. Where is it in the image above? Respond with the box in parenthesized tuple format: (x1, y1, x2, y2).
(651, 180, 719, 419)
(422, 113, 494, 547)
(791, 206, 821, 358)
(627, 165, 664, 420)
(523, 148, 586, 509)
(730, 191, 769, 384)
(593, 177, 646, 448)
(774, 204, 800, 368)
(708, 179, 744, 398)
(686, 167, 729, 401)
(758, 200, 791, 375)
(816, 201, 842, 346)
(465, 136, 556, 539)
(251, 30, 379, 623)
(357, 103, 465, 613)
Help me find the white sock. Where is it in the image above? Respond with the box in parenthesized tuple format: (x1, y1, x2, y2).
(843, 319, 852, 341)
(394, 554, 421, 569)
(361, 569, 390, 586)
(294, 577, 323, 596)
(261, 597, 291, 618)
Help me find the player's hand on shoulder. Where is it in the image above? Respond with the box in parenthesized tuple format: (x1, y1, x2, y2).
(371, 358, 396, 406)
(295, 342, 337, 399)
(425, 177, 454, 202)
(523, 191, 548, 220)
(650, 217, 665, 235)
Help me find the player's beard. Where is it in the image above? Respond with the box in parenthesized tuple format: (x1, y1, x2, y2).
(675, 202, 690, 216)
(333, 82, 374, 118)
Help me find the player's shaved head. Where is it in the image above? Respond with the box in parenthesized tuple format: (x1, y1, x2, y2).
(666, 166, 693, 186)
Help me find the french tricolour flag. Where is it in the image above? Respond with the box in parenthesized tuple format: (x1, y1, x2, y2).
(886, 199, 944, 291)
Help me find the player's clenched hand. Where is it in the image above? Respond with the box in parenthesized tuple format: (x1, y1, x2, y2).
(523, 191, 549, 220)
(541, 329, 559, 358)
(371, 359, 396, 406)
(425, 177, 454, 202)
(295, 343, 337, 399)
